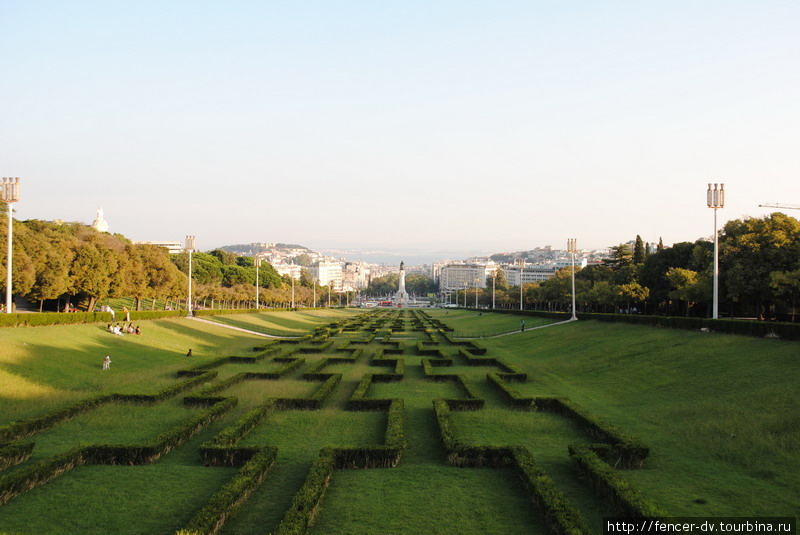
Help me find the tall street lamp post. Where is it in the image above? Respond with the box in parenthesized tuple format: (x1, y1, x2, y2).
(254, 258, 261, 310)
(463, 281, 467, 308)
(517, 258, 525, 311)
(185, 235, 196, 317)
(313, 280, 316, 308)
(492, 271, 496, 310)
(291, 274, 295, 309)
(474, 277, 479, 308)
(1, 177, 21, 314)
(567, 238, 578, 320)
(707, 183, 725, 319)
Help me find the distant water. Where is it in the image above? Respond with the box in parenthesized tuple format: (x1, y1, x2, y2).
(319, 249, 488, 266)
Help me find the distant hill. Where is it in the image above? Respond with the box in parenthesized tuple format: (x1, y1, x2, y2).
(218, 242, 310, 255)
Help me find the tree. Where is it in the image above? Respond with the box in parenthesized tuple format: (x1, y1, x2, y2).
(619, 282, 650, 311)
(665, 267, 704, 316)
(657, 237, 665, 251)
(633, 235, 646, 264)
(722, 213, 800, 319)
(487, 269, 509, 292)
(770, 268, 800, 322)
(605, 244, 633, 269)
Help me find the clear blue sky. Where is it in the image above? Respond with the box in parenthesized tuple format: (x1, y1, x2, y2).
(2, 1, 798, 253)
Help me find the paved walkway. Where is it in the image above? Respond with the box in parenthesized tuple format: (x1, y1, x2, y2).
(453, 318, 577, 339)
(188, 316, 303, 339)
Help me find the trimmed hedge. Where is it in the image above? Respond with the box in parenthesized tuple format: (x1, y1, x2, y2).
(482, 307, 800, 341)
(181, 446, 278, 535)
(534, 398, 648, 468)
(432, 400, 589, 535)
(486, 373, 535, 410)
(0, 441, 34, 472)
(569, 445, 667, 517)
(0, 394, 111, 443)
(0, 399, 234, 506)
(274, 450, 335, 535)
(0, 311, 114, 328)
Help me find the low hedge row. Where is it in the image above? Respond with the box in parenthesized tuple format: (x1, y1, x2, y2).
(534, 398, 648, 468)
(0, 394, 111, 443)
(481, 307, 800, 341)
(0, 441, 34, 472)
(0, 311, 114, 328)
(432, 400, 589, 535)
(298, 340, 334, 353)
(569, 445, 667, 517)
(275, 397, 407, 535)
(112, 371, 217, 404)
(486, 373, 535, 410)
(274, 449, 336, 535)
(510, 446, 591, 535)
(180, 446, 278, 535)
(0, 398, 234, 506)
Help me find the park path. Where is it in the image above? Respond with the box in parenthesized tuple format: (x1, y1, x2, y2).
(187, 316, 303, 339)
(453, 318, 577, 339)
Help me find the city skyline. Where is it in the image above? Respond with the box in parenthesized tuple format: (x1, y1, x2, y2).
(2, 2, 798, 251)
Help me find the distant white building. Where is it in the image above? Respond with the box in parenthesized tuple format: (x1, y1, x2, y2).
(342, 262, 370, 291)
(133, 240, 184, 254)
(439, 263, 498, 291)
(312, 261, 343, 290)
(274, 264, 303, 280)
(91, 207, 109, 233)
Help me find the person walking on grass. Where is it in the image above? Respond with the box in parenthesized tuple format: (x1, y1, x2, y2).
(102, 355, 111, 370)
(521, 319, 525, 332)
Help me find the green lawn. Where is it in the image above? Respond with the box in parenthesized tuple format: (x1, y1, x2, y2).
(1, 309, 798, 535)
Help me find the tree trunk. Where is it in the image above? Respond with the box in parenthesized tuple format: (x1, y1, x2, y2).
(135, 297, 142, 311)
(151, 298, 156, 310)
(88, 296, 97, 312)
(39, 300, 44, 313)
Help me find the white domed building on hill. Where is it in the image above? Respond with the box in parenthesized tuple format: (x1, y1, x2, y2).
(91, 206, 109, 233)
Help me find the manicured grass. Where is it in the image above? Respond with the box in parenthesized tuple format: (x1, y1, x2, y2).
(0, 423, 238, 535)
(206, 308, 362, 334)
(426, 308, 557, 335)
(490, 320, 800, 517)
(1, 309, 798, 534)
(0, 317, 270, 425)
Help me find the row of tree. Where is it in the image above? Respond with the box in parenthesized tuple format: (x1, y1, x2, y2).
(454, 213, 800, 321)
(0, 219, 347, 311)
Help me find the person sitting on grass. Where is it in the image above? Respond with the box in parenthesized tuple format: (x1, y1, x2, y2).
(186, 349, 193, 357)
(135, 325, 141, 335)
(112, 324, 123, 336)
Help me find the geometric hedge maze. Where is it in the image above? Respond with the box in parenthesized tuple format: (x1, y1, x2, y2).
(0, 310, 667, 535)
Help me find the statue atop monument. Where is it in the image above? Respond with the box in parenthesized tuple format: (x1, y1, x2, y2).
(395, 260, 408, 306)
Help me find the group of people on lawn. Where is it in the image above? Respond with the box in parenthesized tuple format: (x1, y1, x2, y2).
(107, 322, 140, 336)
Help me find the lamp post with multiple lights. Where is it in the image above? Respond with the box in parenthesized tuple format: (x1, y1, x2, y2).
(707, 183, 725, 319)
(567, 238, 578, 320)
(254, 258, 261, 309)
(517, 258, 525, 311)
(492, 271, 496, 310)
(185, 235, 196, 316)
(1, 177, 21, 314)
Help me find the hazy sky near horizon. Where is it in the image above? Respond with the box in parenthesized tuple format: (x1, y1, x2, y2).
(2, 1, 798, 254)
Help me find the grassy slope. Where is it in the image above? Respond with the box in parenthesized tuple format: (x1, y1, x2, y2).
(488, 320, 800, 517)
(1, 310, 798, 534)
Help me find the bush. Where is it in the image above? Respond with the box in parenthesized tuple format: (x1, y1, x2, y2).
(0, 311, 113, 328)
(0, 441, 34, 471)
(534, 398, 648, 468)
(569, 445, 667, 517)
(486, 373, 535, 409)
(182, 446, 278, 535)
(274, 450, 336, 535)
